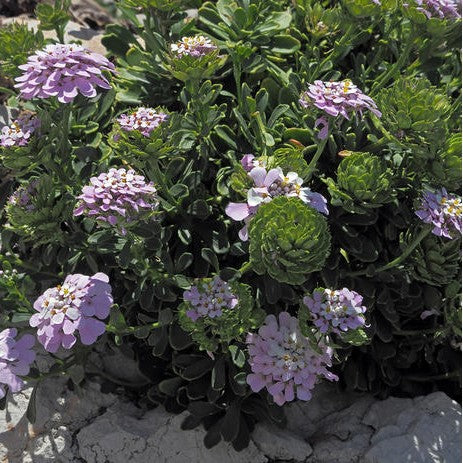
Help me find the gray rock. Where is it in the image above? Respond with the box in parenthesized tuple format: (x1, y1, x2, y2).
(76, 402, 267, 463)
(1, 379, 460, 463)
(362, 392, 462, 463)
(0, 377, 117, 462)
(253, 422, 313, 462)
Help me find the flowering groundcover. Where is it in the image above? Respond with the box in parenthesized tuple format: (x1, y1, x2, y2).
(0, 0, 461, 451)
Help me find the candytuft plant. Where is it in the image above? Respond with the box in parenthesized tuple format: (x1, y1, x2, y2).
(0, 0, 460, 451)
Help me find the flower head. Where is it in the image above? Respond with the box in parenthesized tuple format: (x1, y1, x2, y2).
(415, 188, 462, 239)
(117, 107, 169, 137)
(183, 276, 238, 322)
(0, 113, 39, 148)
(8, 179, 39, 212)
(73, 168, 158, 234)
(171, 35, 217, 58)
(0, 328, 35, 399)
(300, 80, 381, 120)
(30, 273, 113, 353)
(14, 43, 116, 103)
(303, 288, 367, 334)
(246, 312, 338, 406)
(405, 0, 461, 19)
(226, 166, 328, 241)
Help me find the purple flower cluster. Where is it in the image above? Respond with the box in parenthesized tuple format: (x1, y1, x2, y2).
(0, 113, 40, 148)
(406, 0, 461, 19)
(117, 107, 169, 137)
(415, 188, 462, 239)
(8, 179, 39, 212)
(0, 328, 35, 399)
(14, 44, 116, 103)
(30, 273, 113, 353)
(183, 277, 238, 322)
(303, 288, 367, 334)
(170, 35, 217, 58)
(246, 312, 338, 406)
(73, 168, 158, 234)
(300, 80, 381, 120)
(226, 165, 328, 240)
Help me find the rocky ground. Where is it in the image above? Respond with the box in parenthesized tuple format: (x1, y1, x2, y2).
(0, 376, 460, 463)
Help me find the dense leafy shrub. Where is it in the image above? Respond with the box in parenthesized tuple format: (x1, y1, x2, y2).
(0, 0, 461, 450)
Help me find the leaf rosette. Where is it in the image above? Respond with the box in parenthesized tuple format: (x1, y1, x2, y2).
(248, 196, 331, 284)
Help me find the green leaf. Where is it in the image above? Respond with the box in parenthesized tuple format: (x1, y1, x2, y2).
(187, 199, 211, 219)
(26, 383, 38, 423)
(341, 328, 369, 346)
(176, 253, 194, 272)
(158, 377, 184, 396)
(201, 248, 220, 272)
(188, 400, 221, 417)
(139, 286, 154, 310)
(169, 184, 189, 200)
(221, 402, 240, 442)
(270, 35, 301, 54)
(228, 345, 245, 368)
(211, 358, 226, 390)
(182, 358, 215, 380)
(283, 128, 313, 145)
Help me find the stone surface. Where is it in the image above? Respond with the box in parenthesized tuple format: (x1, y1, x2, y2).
(253, 422, 313, 462)
(362, 392, 461, 463)
(0, 377, 117, 462)
(0, 379, 461, 463)
(77, 403, 266, 463)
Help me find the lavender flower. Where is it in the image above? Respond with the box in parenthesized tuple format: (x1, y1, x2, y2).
(415, 188, 462, 239)
(30, 273, 113, 353)
(300, 80, 381, 120)
(226, 166, 328, 240)
(14, 44, 116, 103)
(8, 179, 39, 212)
(0, 328, 35, 399)
(246, 312, 338, 406)
(303, 288, 367, 334)
(170, 35, 217, 58)
(0, 113, 39, 148)
(183, 277, 238, 322)
(405, 0, 461, 19)
(73, 168, 158, 234)
(241, 154, 264, 172)
(117, 107, 169, 137)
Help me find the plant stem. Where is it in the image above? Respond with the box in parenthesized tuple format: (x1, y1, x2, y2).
(347, 227, 431, 277)
(371, 29, 415, 95)
(403, 370, 461, 382)
(106, 321, 160, 336)
(375, 227, 431, 273)
(305, 131, 329, 181)
(392, 328, 440, 336)
(238, 261, 252, 275)
(150, 157, 177, 207)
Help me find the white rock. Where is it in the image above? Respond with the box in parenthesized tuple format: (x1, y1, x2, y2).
(362, 392, 461, 463)
(1, 377, 460, 463)
(0, 377, 116, 462)
(77, 403, 267, 463)
(284, 383, 364, 438)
